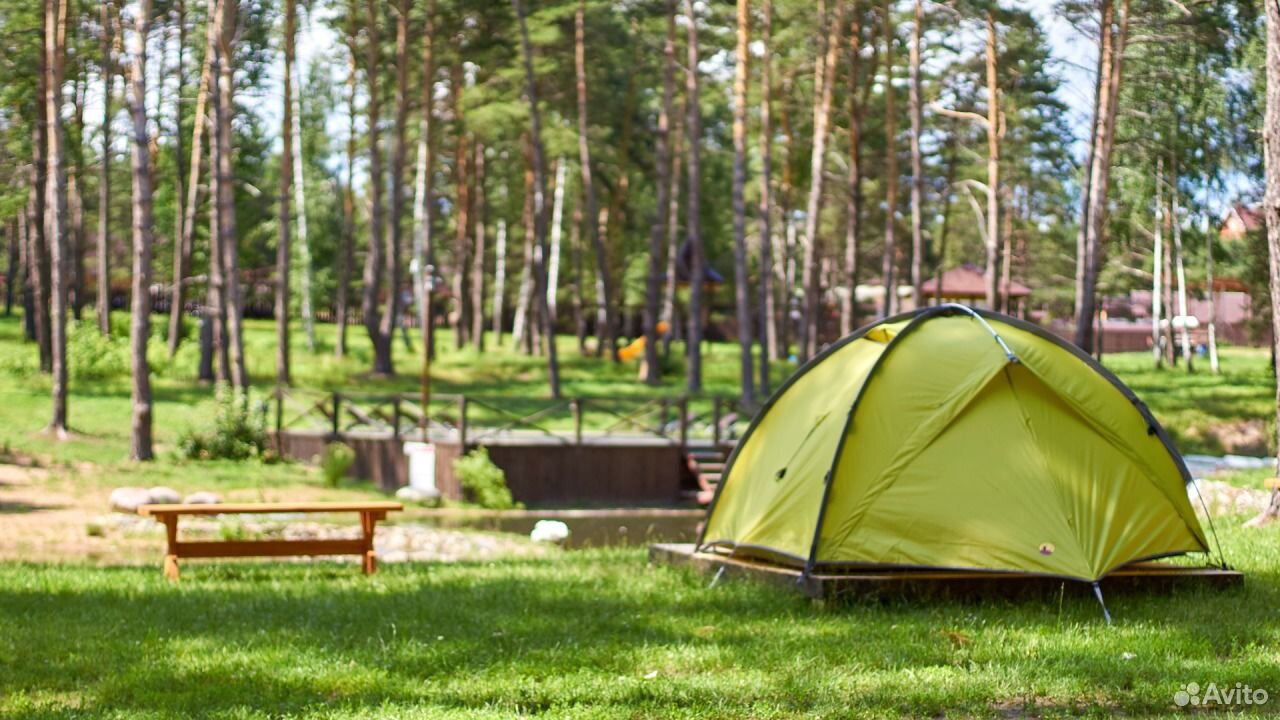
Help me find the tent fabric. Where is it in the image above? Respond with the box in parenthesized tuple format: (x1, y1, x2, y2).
(699, 306, 1211, 583)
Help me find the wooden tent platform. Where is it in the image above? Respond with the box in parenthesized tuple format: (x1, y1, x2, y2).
(650, 543, 1243, 601)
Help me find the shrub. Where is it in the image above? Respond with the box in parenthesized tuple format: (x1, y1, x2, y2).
(320, 442, 356, 488)
(67, 321, 129, 381)
(177, 394, 268, 461)
(453, 447, 520, 510)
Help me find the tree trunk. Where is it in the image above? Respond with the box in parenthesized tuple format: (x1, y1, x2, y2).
(492, 180, 507, 344)
(4, 219, 16, 316)
(215, 0, 247, 391)
(757, 0, 773, 393)
(166, 0, 188, 355)
(1170, 156, 1192, 371)
(575, 0, 618, 361)
(908, 0, 925, 308)
(450, 63, 471, 350)
(512, 137, 534, 352)
(361, 0, 391, 375)
(932, 133, 959, 305)
(277, 0, 296, 386)
(731, 0, 754, 403)
(981, 12, 1000, 310)
(841, 12, 863, 336)
(547, 156, 566, 324)
(98, 0, 114, 336)
(1152, 156, 1163, 366)
(798, 0, 843, 363)
(471, 142, 487, 351)
(204, 0, 226, 384)
(661, 85, 683, 355)
(174, 24, 214, 358)
(571, 180, 588, 354)
(513, 0, 562, 397)
(1075, 0, 1130, 353)
(412, 0, 437, 388)
(1262, 0, 1280, 524)
(380, 0, 410, 366)
(646, 0, 678, 385)
(683, 0, 705, 391)
(291, 18, 316, 354)
(45, 0, 70, 434)
(880, 1, 898, 319)
(124, 0, 156, 459)
(1205, 209, 1219, 373)
(337, 3, 358, 359)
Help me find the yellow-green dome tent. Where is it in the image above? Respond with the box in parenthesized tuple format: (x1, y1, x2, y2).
(699, 306, 1212, 584)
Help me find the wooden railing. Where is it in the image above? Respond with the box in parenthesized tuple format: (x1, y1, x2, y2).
(273, 388, 750, 449)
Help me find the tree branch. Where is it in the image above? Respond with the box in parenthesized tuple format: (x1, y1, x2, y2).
(930, 101, 988, 127)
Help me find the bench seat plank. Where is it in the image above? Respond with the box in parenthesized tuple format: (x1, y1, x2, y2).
(139, 501, 403, 516)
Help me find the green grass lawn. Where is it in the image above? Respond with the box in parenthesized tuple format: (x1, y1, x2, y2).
(2, 522, 1278, 718)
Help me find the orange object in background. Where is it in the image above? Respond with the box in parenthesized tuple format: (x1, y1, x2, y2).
(619, 321, 670, 362)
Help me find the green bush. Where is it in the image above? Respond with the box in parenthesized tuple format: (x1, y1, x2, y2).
(320, 442, 356, 488)
(177, 393, 268, 461)
(453, 447, 520, 510)
(67, 321, 129, 381)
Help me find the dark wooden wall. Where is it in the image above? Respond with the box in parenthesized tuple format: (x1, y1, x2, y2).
(273, 431, 693, 506)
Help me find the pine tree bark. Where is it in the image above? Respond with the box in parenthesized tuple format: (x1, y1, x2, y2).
(170, 0, 210, 358)
(880, 1, 899, 318)
(645, 0, 677, 385)
(731, 0, 754, 403)
(798, 0, 843, 363)
(683, 0, 704, 391)
(1170, 154, 1192, 370)
(757, 0, 773, 393)
(215, 0, 247, 391)
(412, 0, 437, 384)
(908, 0, 925, 308)
(381, 0, 411, 364)
(492, 180, 508, 344)
(4, 219, 16, 316)
(291, 43, 315, 353)
(337, 4, 358, 358)
(1075, 0, 1130, 352)
(982, 12, 1000, 311)
(450, 63, 471, 350)
(471, 142, 488, 351)
(661, 74, 683, 355)
(204, 0, 227, 384)
(277, 0, 296, 386)
(166, 0, 186, 349)
(512, 137, 534, 352)
(1263, 0, 1280, 522)
(45, 0, 70, 434)
(575, 0, 618, 360)
(97, 0, 114, 336)
(841, 12, 863, 336)
(361, 0, 391, 375)
(547, 157, 566, 325)
(571, 180, 588, 354)
(513, 0, 562, 397)
(124, 0, 156, 459)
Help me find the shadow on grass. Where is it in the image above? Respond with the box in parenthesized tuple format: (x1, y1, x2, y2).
(0, 501, 64, 514)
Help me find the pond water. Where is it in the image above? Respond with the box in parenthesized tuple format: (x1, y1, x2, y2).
(412, 509, 704, 549)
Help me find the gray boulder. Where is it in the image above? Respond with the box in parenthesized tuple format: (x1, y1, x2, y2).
(109, 487, 153, 514)
(183, 491, 221, 505)
(146, 486, 182, 505)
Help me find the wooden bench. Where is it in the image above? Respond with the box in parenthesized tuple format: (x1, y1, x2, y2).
(137, 502, 403, 580)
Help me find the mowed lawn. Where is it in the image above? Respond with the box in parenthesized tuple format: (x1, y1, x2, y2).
(1, 525, 1279, 719)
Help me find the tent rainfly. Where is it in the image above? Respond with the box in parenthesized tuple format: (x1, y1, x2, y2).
(699, 305, 1218, 596)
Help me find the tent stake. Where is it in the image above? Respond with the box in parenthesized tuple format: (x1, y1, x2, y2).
(1092, 582, 1113, 626)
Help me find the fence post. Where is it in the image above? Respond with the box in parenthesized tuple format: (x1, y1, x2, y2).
(458, 395, 469, 447)
(713, 396, 722, 447)
(678, 395, 689, 449)
(331, 392, 341, 439)
(572, 398, 583, 446)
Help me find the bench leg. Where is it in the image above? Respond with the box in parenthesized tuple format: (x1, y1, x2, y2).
(162, 515, 180, 581)
(164, 554, 180, 580)
(360, 511, 377, 575)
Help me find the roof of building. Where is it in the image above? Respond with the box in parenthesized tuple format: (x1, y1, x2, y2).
(919, 264, 1031, 299)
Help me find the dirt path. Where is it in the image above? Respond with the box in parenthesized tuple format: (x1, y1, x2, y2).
(0, 462, 548, 566)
